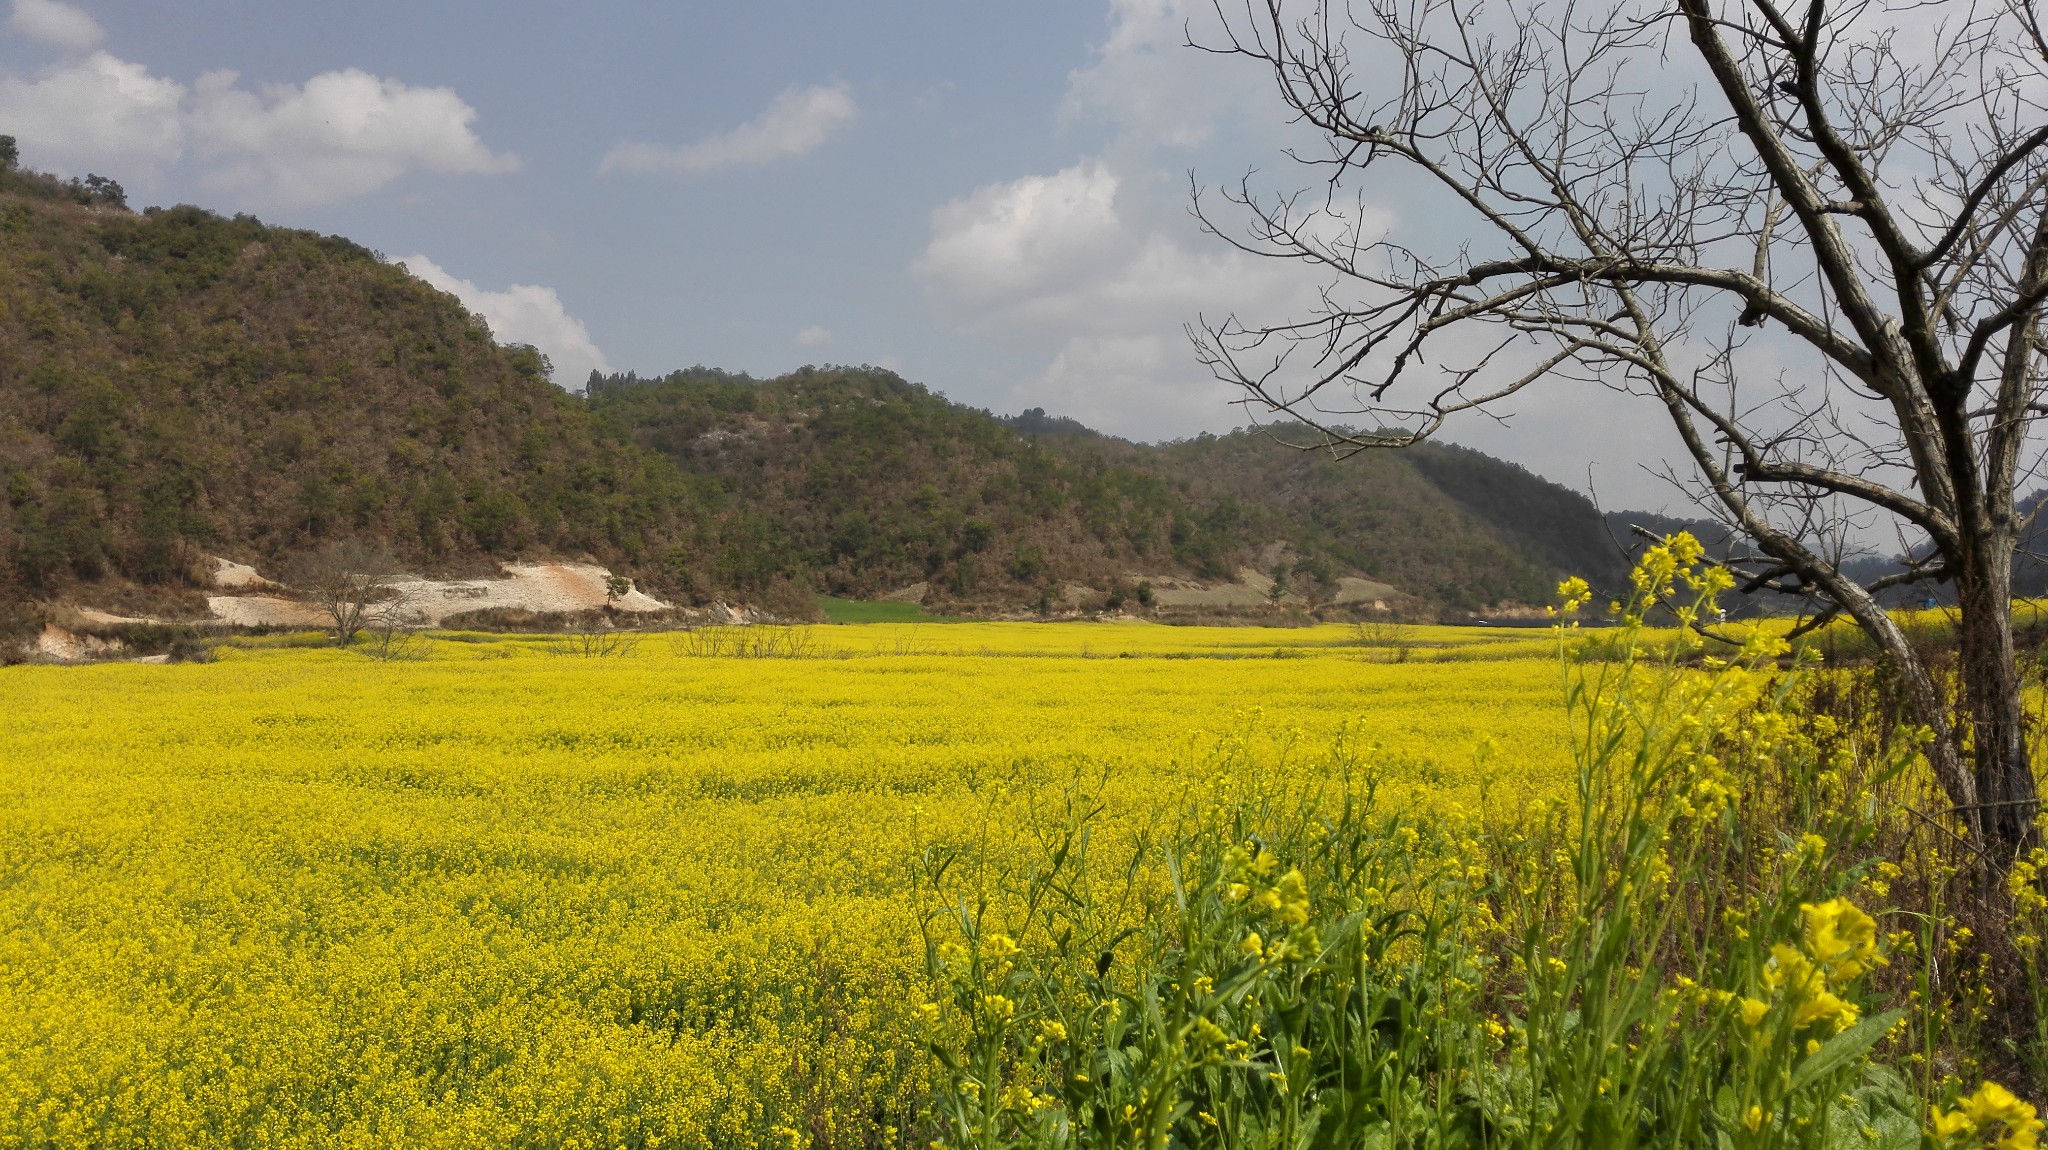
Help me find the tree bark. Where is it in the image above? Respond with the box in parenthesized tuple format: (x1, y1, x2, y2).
(1954, 552, 2041, 862)
(1821, 567, 1978, 830)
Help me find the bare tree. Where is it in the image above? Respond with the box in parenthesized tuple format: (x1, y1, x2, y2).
(1192, 0, 2047, 862)
(1355, 615, 1417, 661)
(360, 583, 426, 660)
(669, 625, 820, 659)
(288, 541, 407, 647)
(554, 618, 643, 659)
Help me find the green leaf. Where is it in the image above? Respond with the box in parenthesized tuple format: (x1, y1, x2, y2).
(1790, 1010, 1903, 1092)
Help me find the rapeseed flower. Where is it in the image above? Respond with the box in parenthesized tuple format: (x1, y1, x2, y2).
(1931, 1082, 2043, 1150)
(1801, 897, 1883, 980)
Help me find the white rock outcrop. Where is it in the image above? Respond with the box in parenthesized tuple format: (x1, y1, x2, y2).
(201, 560, 670, 628)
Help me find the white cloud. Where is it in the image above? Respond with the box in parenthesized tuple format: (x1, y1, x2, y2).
(914, 159, 1327, 437)
(10, 0, 102, 51)
(399, 255, 612, 389)
(916, 166, 1310, 333)
(907, 0, 1341, 442)
(915, 163, 1125, 309)
(0, 47, 513, 205)
(1015, 0, 1957, 509)
(600, 83, 855, 174)
(1062, 0, 1255, 151)
(0, 51, 183, 177)
(795, 325, 833, 348)
(190, 68, 517, 205)
(1030, 335, 1241, 439)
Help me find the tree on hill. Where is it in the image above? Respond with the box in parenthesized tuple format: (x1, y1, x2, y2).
(1195, 0, 2044, 861)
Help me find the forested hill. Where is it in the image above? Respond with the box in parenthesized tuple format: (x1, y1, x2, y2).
(1149, 432, 1628, 612)
(0, 164, 694, 615)
(0, 165, 1631, 619)
(584, 368, 1633, 609)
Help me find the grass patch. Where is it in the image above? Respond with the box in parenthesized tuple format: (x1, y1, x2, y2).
(816, 595, 967, 624)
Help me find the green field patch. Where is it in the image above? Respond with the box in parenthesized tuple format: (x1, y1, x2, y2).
(815, 596, 966, 624)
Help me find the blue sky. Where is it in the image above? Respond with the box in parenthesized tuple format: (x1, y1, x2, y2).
(0, 0, 1680, 507)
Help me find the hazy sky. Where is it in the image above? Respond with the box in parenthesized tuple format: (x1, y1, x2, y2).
(0, 0, 1682, 508)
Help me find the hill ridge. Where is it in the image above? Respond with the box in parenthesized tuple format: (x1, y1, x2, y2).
(0, 163, 1633, 628)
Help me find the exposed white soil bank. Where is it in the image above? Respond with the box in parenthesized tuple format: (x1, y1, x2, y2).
(205, 595, 328, 628)
(210, 557, 277, 590)
(1332, 576, 1400, 607)
(388, 563, 670, 625)
(1114, 571, 1398, 610)
(1139, 576, 1272, 609)
(33, 624, 128, 662)
(200, 560, 670, 629)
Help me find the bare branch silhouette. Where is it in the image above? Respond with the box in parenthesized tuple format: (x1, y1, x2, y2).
(1193, 0, 2047, 862)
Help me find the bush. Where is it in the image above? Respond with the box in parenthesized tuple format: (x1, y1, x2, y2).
(669, 625, 818, 659)
(438, 607, 574, 632)
(758, 577, 826, 622)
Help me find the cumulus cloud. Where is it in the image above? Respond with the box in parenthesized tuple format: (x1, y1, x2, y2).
(795, 325, 833, 348)
(917, 166, 1322, 334)
(189, 69, 517, 205)
(913, 159, 1332, 437)
(1061, 0, 1257, 152)
(986, 1, 1746, 505)
(9, 0, 102, 51)
(601, 83, 855, 174)
(1031, 335, 1243, 438)
(908, 0, 1339, 442)
(399, 255, 612, 389)
(0, 46, 514, 205)
(915, 163, 1125, 310)
(0, 51, 183, 177)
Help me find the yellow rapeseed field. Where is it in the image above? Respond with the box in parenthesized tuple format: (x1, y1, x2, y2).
(0, 622, 1570, 1148)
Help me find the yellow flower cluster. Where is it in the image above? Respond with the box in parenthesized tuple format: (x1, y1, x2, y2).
(1222, 843, 1320, 964)
(1622, 532, 1736, 626)
(1555, 576, 1594, 617)
(1743, 898, 1883, 1036)
(1931, 1081, 2044, 1150)
(2009, 849, 2047, 955)
(1801, 896, 1884, 980)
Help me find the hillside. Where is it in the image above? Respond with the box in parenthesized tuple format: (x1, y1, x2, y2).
(0, 165, 693, 618)
(585, 369, 1637, 610)
(1147, 432, 1630, 609)
(0, 164, 1635, 624)
(585, 367, 1189, 606)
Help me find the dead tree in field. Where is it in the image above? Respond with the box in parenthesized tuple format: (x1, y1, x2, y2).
(288, 541, 407, 647)
(1192, 0, 2047, 863)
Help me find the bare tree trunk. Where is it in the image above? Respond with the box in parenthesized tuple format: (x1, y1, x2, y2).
(1830, 575, 1976, 828)
(1955, 552, 2039, 862)
(1833, 541, 2039, 861)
